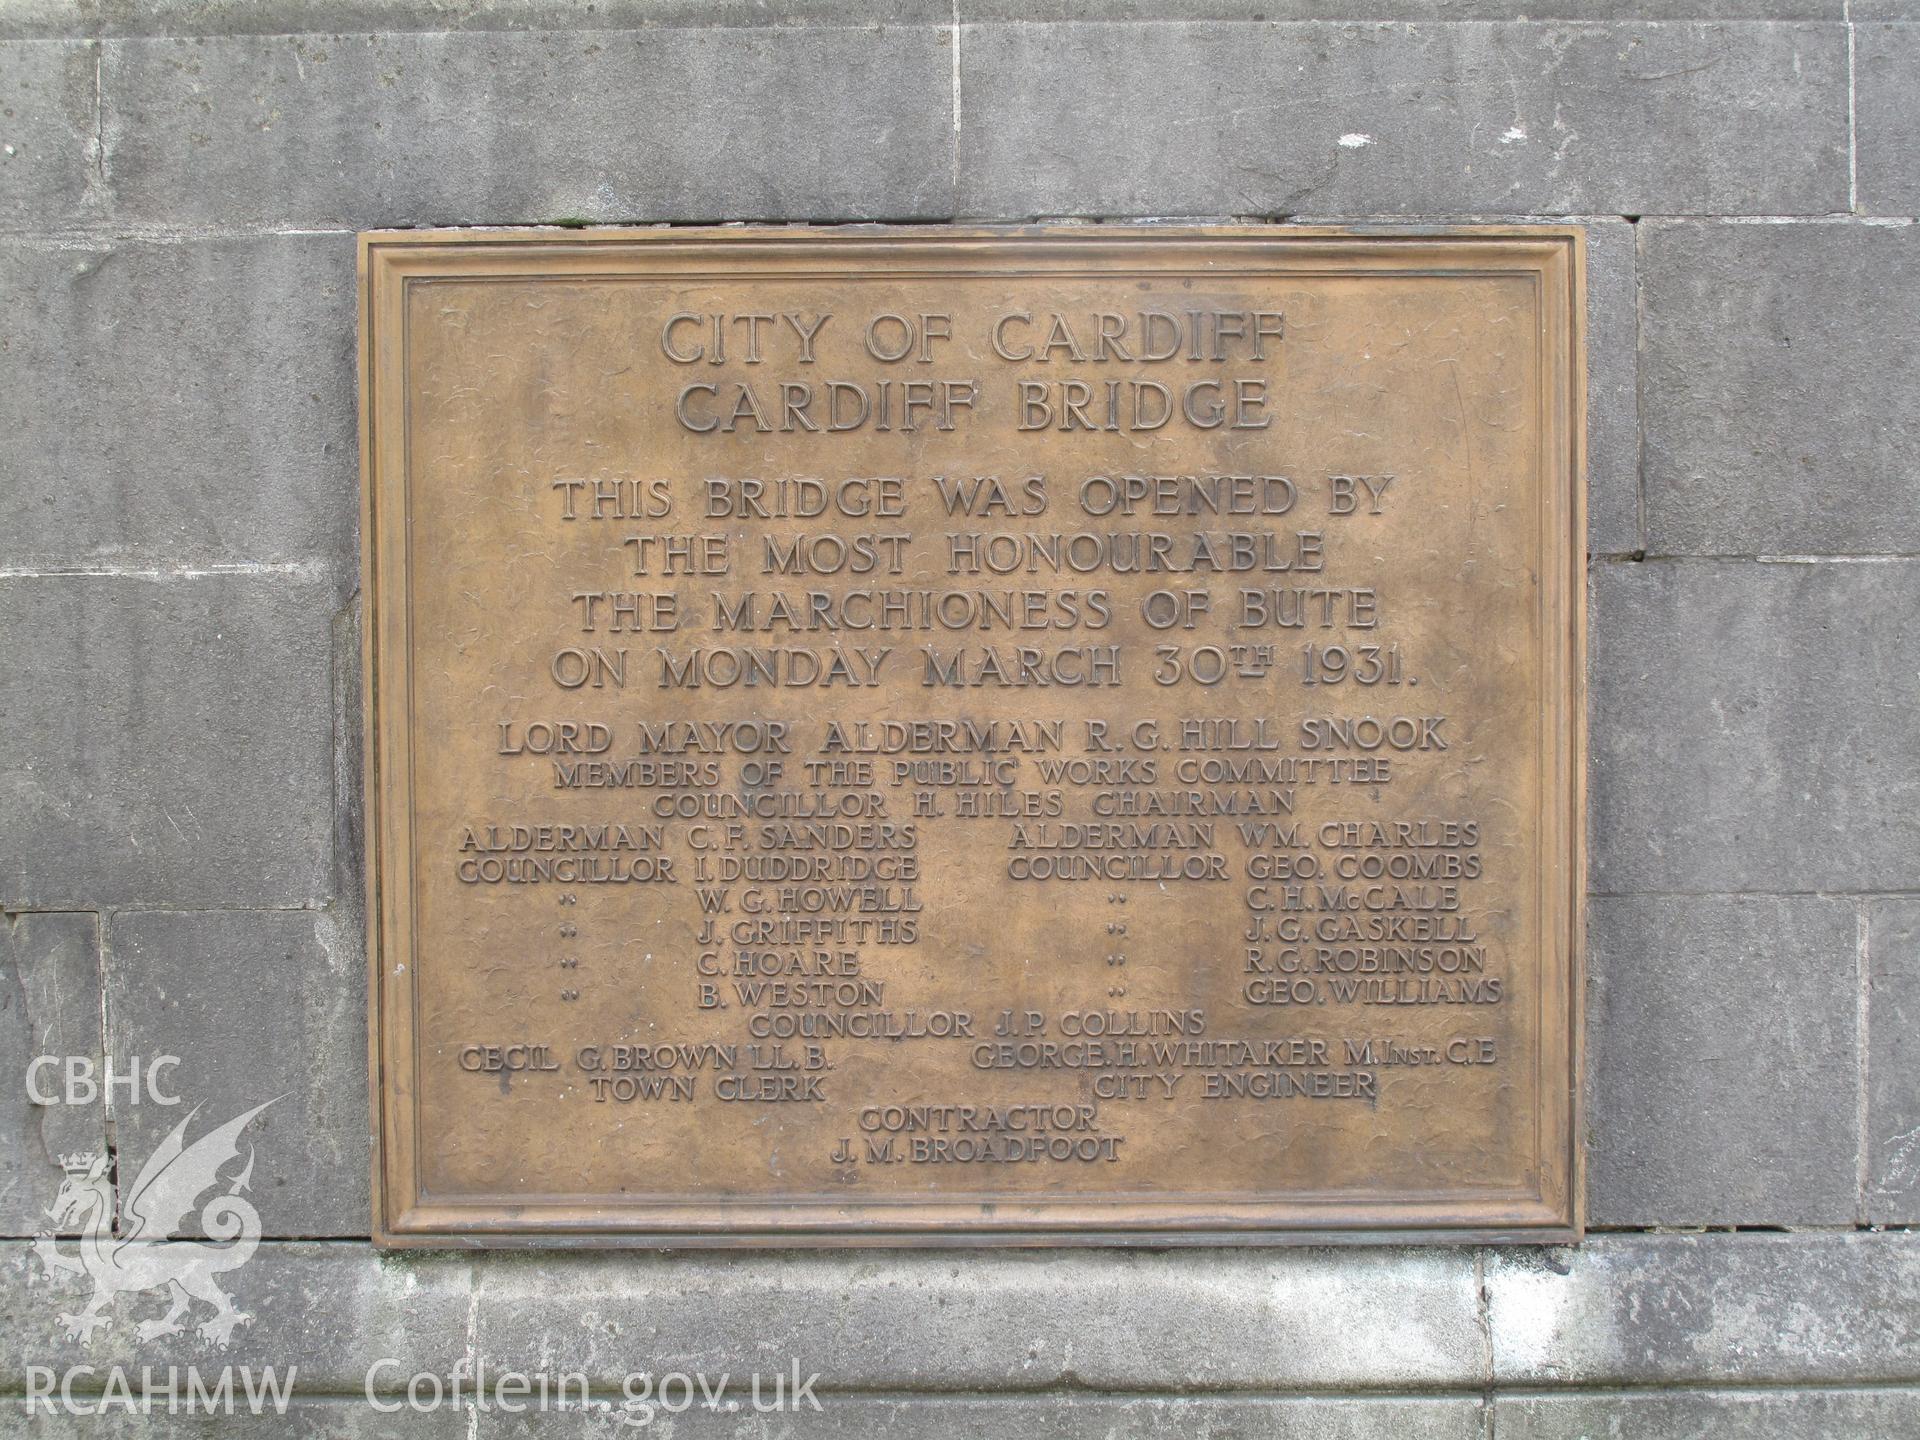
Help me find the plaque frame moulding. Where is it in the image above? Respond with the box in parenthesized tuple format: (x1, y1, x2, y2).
(360, 225, 1587, 1248)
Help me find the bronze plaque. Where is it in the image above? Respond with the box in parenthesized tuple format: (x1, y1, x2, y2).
(361, 227, 1584, 1246)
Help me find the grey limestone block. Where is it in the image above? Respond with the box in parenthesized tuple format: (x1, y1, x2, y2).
(966, 0, 1847, 15)
(1584, 894, 1858, 1227)
(1589, 556, 1920, 894)
(0, 0, 1863, 38)
(0, 570, 339, 909)
(0, 40, 98, 229)
(479, 1395, 1485, 1439)
(1497, 1387, 1920, 1440)
(1867, 897, 1920, 1225)
(467, 1245, 1486, 1390)
(1641, 219, 1920, 555)
(1487, 1230, 1920, 1385)
(956, 22, 1848, 220)
(0, 1400, 469, 1438)
(0, 913, 103, 1237)
(0, 235, 358, 575)
(103, 908, 369, 1238)
(1858, 23, 1920, 216)
(0, 1241, 471, 1394)
(101, 27, 957, 229)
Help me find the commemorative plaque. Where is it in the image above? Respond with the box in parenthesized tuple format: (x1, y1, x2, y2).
(362, 227, 1584, 1245)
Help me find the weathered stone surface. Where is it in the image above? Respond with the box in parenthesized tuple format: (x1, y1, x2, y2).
(0, 913, 102, 1237)
(1, 1242, 469, 1392)
(482, 1396, 1483, 1438)
(969, 0, 1843, 13)
(1867, 898, 1920, 1225)
(1589, 557, 1920, 893)
(0, 235, 357, 574)
(0, 41, 97, 229)
(0, 1392, 1478, 1438)
(0, 572, 337, 909)
(1581, 215, 1639, 554)
(0, 1241, 1486, 1395)
(103, 28, 955, 229)
(0, 0, 1857, 37)
(1858, 25, 1920, 215)
(471, 1247, 1485, 1390)
(0, 1403, 468, 1437)
(957, 23, 1847, 220)
(1498, 1387, 1920, 1439)
(1585, 895, 1858, 1227)
(1487, 1232, 1920, 1384)
(103, 909, 368, 1237)
(1642, 220, 1920, 554)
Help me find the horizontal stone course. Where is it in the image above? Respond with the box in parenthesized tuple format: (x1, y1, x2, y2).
(0, 1, 1864, 38)
(1641, 220, 1920, 555)
(0, 235, 358, 575)
(5, 1233, 1918, 1400)
(0, 1402, 468, 1437)
(1585, 894, 1858, 1227)
(480, 1396, 1483, 1437)
(1487, 1231, 1920, 1384)
(957, 23, 1848, 220)
(0, 571, 338, 909)
(101, 28, 956, 229)
(2, 1242, 471, 1391)
(1, 1242, 1484, 1393)
(471, 1246, 1485, 1391)
(1498, 1388, 1920, 1439)
(1589, 557, 1920, 894)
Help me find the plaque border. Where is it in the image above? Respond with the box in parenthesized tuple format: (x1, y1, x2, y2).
(360, 225, 1587, 1248)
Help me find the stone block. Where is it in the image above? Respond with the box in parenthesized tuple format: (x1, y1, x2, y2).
(0, 571, 338, 909)
(2, 0, 952, 38)
(1498, 1388, 1920, 1439)
(1487, 1231, 1920, 1384)
(0, 0, 1864, 37)
(0, 235, 358, 574)
(0, 913, 102, 1236)
(1858, 24, 1920, 214)
(1585, 895, 1858, 1227)
(478, 1395, 1484, 1438)
(0, 1241, 469, 1393)
(470, 1246, 1485, 1389)
(1585, 216, 1640, 555)
(1867, 897, 1920, 1225)
(1589, 557, 1920, 894)
(103, 909, 368, 1238)
(966, 0, 1844, 14)
(103, 27, 956, 229)
(1642, 220, 1920, 554)
(956, 23, 1847, 220)
(0, 1399, 470, 1437)
(0, 41, 97, 229)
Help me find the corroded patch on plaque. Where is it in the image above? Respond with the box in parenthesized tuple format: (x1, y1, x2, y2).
(361, 227, 1584, 1246)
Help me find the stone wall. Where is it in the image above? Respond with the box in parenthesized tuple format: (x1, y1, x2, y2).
(2, 1, 1917, 1433)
